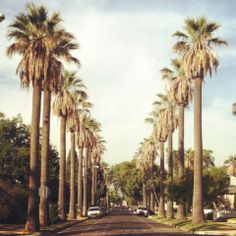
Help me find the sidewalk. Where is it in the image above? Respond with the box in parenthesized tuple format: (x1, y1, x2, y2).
(189, 223, 236, 235)
(0, 218, 87, 236)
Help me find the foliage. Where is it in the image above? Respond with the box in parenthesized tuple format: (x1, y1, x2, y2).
(0, 179, 27, 223)
(96, 167, 107, 200)
(109, 188, 122, 205)
(110, 160, 143, 205)
(224, 154, 236, 176)
(0, 113, 30, 185)
(167, 169, 193, 205)
(168, 166, 230, 208)
(203, 166, 230, 208)
(49, 203, 60, 224)
(0, 112, 60, 222)
(173, 149, 215, 175)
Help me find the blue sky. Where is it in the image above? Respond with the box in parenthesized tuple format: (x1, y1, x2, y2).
(0, 0, 235, 166)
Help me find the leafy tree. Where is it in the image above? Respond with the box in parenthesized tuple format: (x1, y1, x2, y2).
(203, 167, 230, 209)
(110, 160, 143, 205)
(0, 112, 60, 223)
(168, 167, 230, 211)
(109, 188, 122, 205)
(0, 113, 30, 185)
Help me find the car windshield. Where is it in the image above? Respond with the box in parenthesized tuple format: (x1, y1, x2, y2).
(88, 207, 100, 211)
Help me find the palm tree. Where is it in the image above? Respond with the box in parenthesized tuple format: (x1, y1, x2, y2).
(153, 93, 177, 218)
(161, 58, 192, 219)
(40, 21, 79, 227)
(185, 148, 194, 170)
(53, 70, 84, 221)
(173, 16, 227, 223)
(224, 155, 236, 177)
(6, 4, 71, 231)
(155, 121, 167, 218)
(81, 116, 101, 216)
(91, 136, 106, 206)
(138, 139, 151, 207)
(162, 97, 177, 220)
(146, 99, 168, 218)
(67, 90, 88, 220)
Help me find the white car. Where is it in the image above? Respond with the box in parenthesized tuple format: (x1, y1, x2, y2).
(87, 206, 102, 219)
(136, 206, 149, 217)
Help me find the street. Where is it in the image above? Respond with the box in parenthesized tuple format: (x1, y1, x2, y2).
(56, 208, 191, 236)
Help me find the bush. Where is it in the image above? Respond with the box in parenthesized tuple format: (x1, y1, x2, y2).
(49, 203, 60, 224)
(0, 179, 27, 223)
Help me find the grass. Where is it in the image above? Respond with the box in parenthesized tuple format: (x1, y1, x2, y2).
(41, 217, 87, 232)
(0, 217, 88, 235)
(150, 215, 236, 232)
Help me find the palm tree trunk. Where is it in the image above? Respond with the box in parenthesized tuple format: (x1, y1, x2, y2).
(150, 191, 155, 212)
(150, 162, 155, 212)
(87, 147, 92, 208)
(159, 141, 165, 217)
(69, 130, 76, 219)
(82, 147, 89, 216)
(25, 80, 41, 232)
(58, 116, 67, 221)
(77, 145, 83, 217)
(192, 77, 205, 223)
(91, 163, 95, 206)
(94, 164, 98, 204)
(39, 89, 51, 227)
(167, 132, 174, 219)
(143, 183, 146, 206)
(177, 104, 186, 219)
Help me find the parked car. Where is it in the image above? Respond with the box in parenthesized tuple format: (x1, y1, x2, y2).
(136, 206, 149, 217)
(204, 208, 214, 220)
(87, 206, 102, 219)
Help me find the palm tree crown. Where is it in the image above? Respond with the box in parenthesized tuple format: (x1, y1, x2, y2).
(173, 16, 227, 78)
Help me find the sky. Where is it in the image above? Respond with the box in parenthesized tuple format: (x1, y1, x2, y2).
(0, 0, 235, 166)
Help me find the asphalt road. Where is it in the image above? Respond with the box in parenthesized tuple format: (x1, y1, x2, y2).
(56, 208, 191, 236)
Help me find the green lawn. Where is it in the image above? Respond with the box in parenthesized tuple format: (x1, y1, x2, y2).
(151, 215, 236, 232)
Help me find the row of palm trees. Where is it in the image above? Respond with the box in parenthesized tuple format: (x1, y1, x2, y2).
(135, 16, 227, 223)
(7, 4, 106, 232)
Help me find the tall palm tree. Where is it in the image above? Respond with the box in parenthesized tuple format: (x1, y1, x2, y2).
(53, 70, 84, 221)
(40, 22, 79, 227)
(91, 136, 106, 206)
(161, 58, 192, 219)
(158, 95, 177, 219)
(136, 139, 149, 207)
(6, 4, 74, 231)
(146, 97, 168, 218)
(81, 116, 101, 216)
(67, 90, 88, 220)
(173, 16, 227, 223)
(185, 148, 194, 170)
(154, 120, 167, 218)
